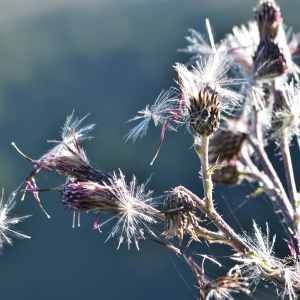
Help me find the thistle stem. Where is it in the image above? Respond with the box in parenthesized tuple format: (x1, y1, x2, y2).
(280, 129, 298, 208)
(177, 186, 247, 253)
(249, 137, 294, 221)
(176, 186, 300, 294)
(197, 135, 214, 212)
(249, 107, 294, 223)
(280, 129, 300, 242)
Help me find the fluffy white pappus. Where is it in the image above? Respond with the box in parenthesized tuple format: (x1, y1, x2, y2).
(233, 222, 281, 284)
(282, 261, 300, 300)
(180, 18, 229, 61)
(179, 28, 217, 61)
(175, 60, 243, 116)
(0, 189, 31, 249)
(274, 82, 300, 141)
(125, 88, 179, 143)
(206, 283, 250, 300)
(61, 112, 95, 142)
(42, 112, 94, 163)
(275, 24, 300, 75)
(225, 21, 260, 73)
(102, 170, 160, 250)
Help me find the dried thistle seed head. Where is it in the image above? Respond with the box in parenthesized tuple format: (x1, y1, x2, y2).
(0, 189, 31, 249)
(255, 0, 282, 39)
(204, 272, 250, 300)
(189, 86, 220, 136)
(233, 222, 281, 281)
(163, 187, 200, 240)
(209, 130, 247, 164)
(12, 113, 98, 180)
(63, 170, 159, 250)
(253, 38, 287, 79)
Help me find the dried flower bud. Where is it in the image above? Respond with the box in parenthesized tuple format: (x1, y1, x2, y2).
(62, 181, 116, 212)
(188, 86, 220, 136)
(163, 187, 200, 240)
(255, 0, 282, 40)
(253, 38, 287, 79)
(209, 130, 247, 163)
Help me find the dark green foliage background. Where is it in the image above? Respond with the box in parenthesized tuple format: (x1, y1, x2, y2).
(0, 1, 299, 299)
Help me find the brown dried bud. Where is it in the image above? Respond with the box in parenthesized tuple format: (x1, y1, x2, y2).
(253, 38, 287, 79)
(163, 187, 200, 240)
(209, 130, 247, 164)
(189, 86, 220, 136)
(255, 0, 282, 39)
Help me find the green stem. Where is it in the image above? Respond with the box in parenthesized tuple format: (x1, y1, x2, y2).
(197, 135, 214, 211)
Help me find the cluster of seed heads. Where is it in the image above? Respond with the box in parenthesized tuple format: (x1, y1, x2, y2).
(1, 1, 300, 300)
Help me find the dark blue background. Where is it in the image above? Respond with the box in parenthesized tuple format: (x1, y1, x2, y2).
(0, 1, 299, 299)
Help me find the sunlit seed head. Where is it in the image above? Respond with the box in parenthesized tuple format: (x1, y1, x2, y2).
(188, 86, 220, 136)
(64, 170, 160, 250)
(0, 190, 31, 249)
(282, 261, 300, 300)
(232, 221, 281, 283)
(205, 273, 250, 300)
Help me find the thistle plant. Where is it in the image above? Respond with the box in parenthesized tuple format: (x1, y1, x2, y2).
(4, 0, 300, 299)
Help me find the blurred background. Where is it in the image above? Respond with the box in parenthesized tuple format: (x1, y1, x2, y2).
(0, 0, 299, 299)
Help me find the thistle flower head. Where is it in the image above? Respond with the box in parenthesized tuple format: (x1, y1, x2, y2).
(253, 38, 287, 80)
(175, 58, 243, 118)
(188, 86, 220, 136)
(188, 257, 250, 300)
(36, 113, 95, 174)
(226, 20, 299, 78)
(176, 21, 244, 110)
(163, 187, 200, 241)
(13, 113, 96, 178)
(175, 62, 242, 136)
(255, 0, 282, 39)
(12, 113, 106, 218)
(0, 189, 31, 249)
(63, 170, 159, 250)
(125, 89, 179, 143)
(62, 180, 115, 212)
